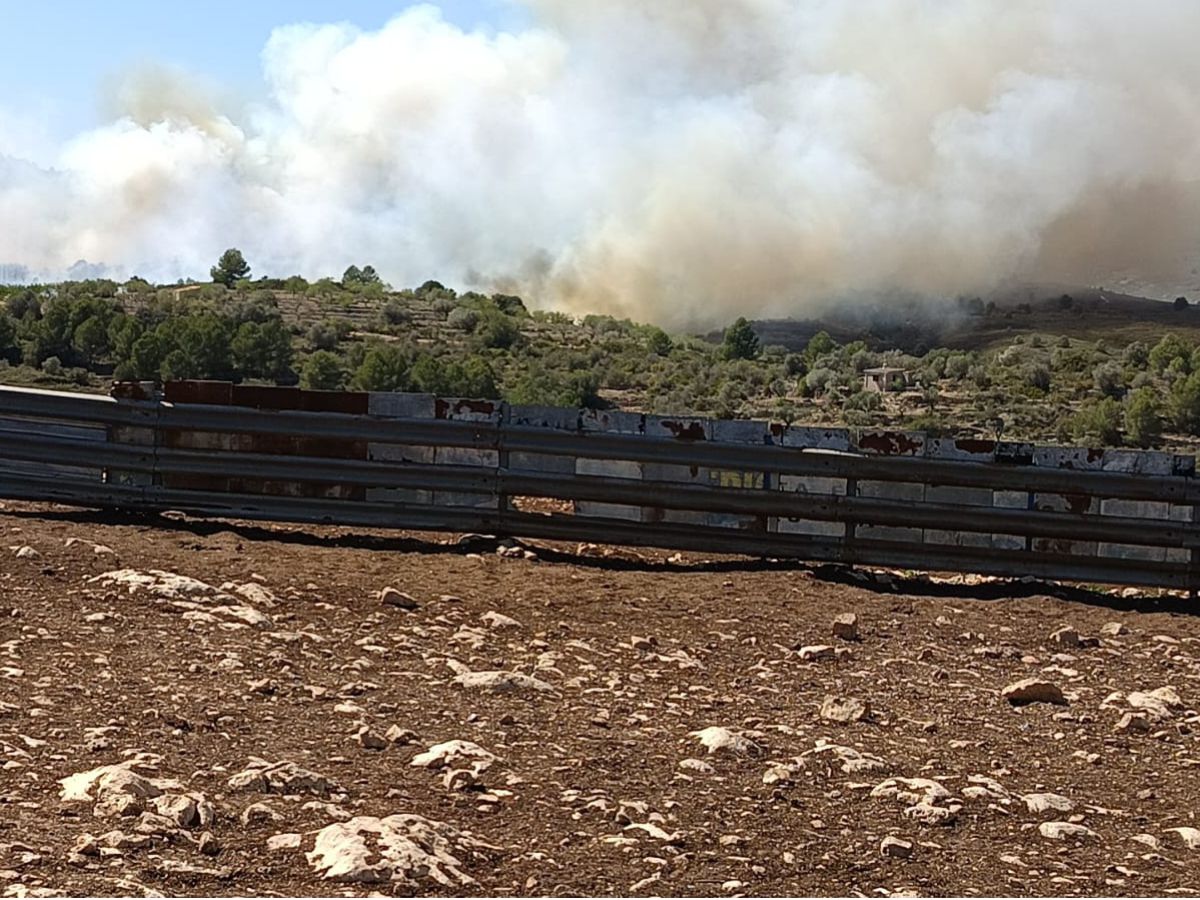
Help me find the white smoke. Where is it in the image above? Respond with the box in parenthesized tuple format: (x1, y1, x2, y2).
(3, 0, 1200, 327)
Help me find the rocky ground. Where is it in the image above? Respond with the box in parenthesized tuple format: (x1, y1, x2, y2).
(2, 500, 1200, 897)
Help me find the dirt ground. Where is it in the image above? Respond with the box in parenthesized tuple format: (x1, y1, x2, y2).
(2, 500, 1200, 897)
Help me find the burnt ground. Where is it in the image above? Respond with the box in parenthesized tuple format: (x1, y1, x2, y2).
(2, 500, 1200, 897)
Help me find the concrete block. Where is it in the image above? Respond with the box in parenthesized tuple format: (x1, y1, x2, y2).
(858, 480, 925, 502)
(1100, 498, 1169, 519)
(576, 458, 642, 522)
(711, 419, 770, 445)
(1097, 542, 1166, 563)
(775, 517, 846, 538)
(367, 392, 436, 418)
(857, 525, 922, 543)
(924, 528, 992, 548)
(993, 490, 1029, 509)
(925, 485, 993, 506)
(1100, 449, 1173, 475)
(991, 534, 1026, 550)
(1033, 446, 1103, 470)
(925, 437, 996, 463)
(508, 404, 578, 475)
(778, 426, 852, 451)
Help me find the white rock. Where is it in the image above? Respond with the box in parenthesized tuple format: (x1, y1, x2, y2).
(1039, 821, 1097, 841)
(1022, 793, 1073, 814)
(267, 833, 302, 852)
(452, 670, 555, 694)
(227, 758, 340, 796)
(410, 740, 498, 774)
(90, 569, 217, 600)
(59, 761, 178, 818)
(624, 822, 684, 843)
(689, 726, 761, 757)
(819, 695, 870, 723)
(800, 740, 888, 775)
(481, 611, 521, 630)
(1127, 689, 1179, 721)
(904, 802, 956, 826)
(232, 583, 278, 607)
(210, 605, 272, 628)
(1167, 827, 1200, 850)
(797, 645, 835, 661)
(306, 814, 497, 886)
(678, 758, 715, 775)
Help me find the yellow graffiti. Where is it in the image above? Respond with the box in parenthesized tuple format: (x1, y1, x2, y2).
(710, 470, 764, 489)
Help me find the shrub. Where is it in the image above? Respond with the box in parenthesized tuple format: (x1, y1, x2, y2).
(1069, 397, 1122, 446)
(382, 300, 409, 326)
(645, 327, 673, 357)
(805, 367, 834, 393)
(1024, 364, 1051, 392)
(352, 344, 409, 392)
(1092, 362, 1124, 398)
(447, 306, 479, 332)
(1171, 372, 1200, 435)
(300, 351, 346, 391)
(721, 317, 760, 361)
(1150, 333, 1192, 374)
(473, 309, 521, 350)
(1124, 387, 1163, 448)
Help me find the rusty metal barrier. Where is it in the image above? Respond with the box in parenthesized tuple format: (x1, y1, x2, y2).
(0, 381, 1196, 590)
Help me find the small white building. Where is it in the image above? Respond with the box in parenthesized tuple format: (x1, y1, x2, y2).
(862, 366, 908, 393)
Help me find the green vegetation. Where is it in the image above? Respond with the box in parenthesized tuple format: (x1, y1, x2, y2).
(209, 248, 250, 288)
(1, 250, 1197, 453)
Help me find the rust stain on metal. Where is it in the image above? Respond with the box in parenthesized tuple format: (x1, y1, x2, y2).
(659, 420, 707, 441)
(161, 381, 366, 500)
(953, 438, 995, 455)
(164, 381, 233, 406)
(110, 381, 157, 401)
(859, 431, 922, 456)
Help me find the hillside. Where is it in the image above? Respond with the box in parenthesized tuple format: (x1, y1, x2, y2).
(3, 276, 1200, 455)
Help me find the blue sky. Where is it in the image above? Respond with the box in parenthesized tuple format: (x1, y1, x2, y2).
(0, 1, 517, 143)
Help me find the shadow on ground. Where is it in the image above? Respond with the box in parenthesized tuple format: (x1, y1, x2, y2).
(10, 503, 1194, 616)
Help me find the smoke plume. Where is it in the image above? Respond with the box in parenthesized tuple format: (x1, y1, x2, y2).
(3, 1, 1200, 327)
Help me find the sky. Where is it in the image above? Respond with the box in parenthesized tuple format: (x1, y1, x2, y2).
(0, 1, 517, 147)
(2, 2, 1199, 324)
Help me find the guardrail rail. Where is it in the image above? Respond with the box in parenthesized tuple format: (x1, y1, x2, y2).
(0, 380, 1196, 590)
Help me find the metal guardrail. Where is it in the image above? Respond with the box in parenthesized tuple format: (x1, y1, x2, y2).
(0, 381, 1196, 590)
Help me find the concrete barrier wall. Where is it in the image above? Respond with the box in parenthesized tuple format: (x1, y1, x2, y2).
(130, 384, 1200, 571)
(575, 410, 645, 521)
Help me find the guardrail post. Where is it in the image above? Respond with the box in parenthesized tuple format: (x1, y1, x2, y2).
(106, 382, 160, 502)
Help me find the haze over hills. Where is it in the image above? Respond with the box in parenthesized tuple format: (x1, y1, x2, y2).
(744, 282, 1200, 355)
